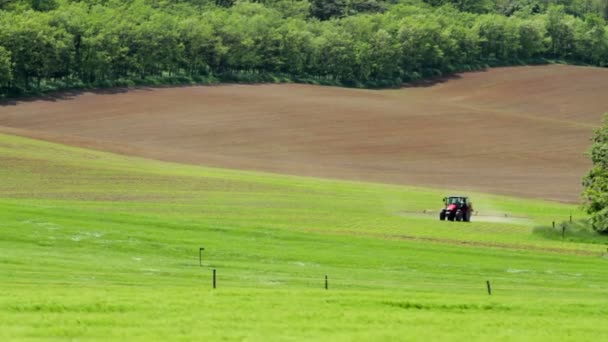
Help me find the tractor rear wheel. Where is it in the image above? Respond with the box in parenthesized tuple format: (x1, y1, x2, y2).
(455, 211, 463, 222)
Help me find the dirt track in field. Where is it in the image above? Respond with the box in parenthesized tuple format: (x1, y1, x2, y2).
(1, 65, 606, 202)
(313, 229, 602, 256)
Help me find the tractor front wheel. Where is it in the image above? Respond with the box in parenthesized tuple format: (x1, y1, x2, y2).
(440, 211, 446, 221)
(447, 212, 455, 221)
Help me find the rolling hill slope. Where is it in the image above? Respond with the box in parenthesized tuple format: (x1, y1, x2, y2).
(1, 132, 608, 340)
(1, 65, 606, 202)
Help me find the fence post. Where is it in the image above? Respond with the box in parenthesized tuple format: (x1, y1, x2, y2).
(213, 269, 216, 289)
(325, 275, 328, 290)
(486, 280, 492, 295)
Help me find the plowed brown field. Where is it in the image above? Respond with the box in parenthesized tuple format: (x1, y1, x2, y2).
(1, 65, 606, 202)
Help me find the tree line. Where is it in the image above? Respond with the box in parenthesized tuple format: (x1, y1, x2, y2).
(0, 0, 607, 97)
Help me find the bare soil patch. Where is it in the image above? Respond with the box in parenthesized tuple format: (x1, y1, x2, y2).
(1, 65, 606, 202)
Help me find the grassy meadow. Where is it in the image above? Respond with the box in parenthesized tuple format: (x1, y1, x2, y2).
(1, 132, 608, 341)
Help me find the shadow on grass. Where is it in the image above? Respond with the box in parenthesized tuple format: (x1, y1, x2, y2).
(533, 219, 608, 245)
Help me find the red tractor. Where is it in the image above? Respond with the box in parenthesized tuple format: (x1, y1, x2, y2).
(440, 196, 473, 222)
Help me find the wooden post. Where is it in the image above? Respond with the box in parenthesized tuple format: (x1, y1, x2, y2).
(562, 224, 566, 239)
(486, 280, 492, 295)
(570, 214, 572, 223)
(325, 275, 328, 290)
(552, 221, 555, 229)
(213, 269, 216, 289)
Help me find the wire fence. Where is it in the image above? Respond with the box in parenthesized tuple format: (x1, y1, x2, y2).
(6, 265, 608, 297)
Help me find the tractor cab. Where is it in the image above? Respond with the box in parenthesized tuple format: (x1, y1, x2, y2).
(440, 195, 473, 222)
(444, 196, 468, 208)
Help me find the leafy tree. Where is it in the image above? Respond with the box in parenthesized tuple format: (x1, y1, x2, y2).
(367, 29, 401, 82)
(314, 26, 356, 81)
(310, 0, 345, 20)
(582, 114, 608, 233)
(0, 12, 74, 90)
(177, 17, 216, 76)
(0, 0, 606, 97)
(0, 0, 31, 11)
(517, 17, 546, 59)
(545, 5, 576, 57)
(345, 0, 387, 15)
(213, 2, 282, 72)
(215, 0, 234, 7)
(31, 0, 58, 11)
(266, 0, 311, 19)
(277, 19, 314, 75)
(424, 0, 493, 13)
(398, 16, 447, 79)
(476, 15, 517, 63)
(48, 2, 89, 83)
(0, 46, 11, 88)
(440, 20, 481, 72)
(574, 14, 607, 64)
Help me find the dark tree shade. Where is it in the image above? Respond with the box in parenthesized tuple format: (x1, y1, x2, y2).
(310, 0, 346, 20)
(31, 0, 58, 11)
(215, 0, 234, 7)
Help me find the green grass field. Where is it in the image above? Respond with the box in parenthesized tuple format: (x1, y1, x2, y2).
(1, 132, 608, 341)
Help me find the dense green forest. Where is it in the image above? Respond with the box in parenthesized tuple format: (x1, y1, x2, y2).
(0, 0, 607, 96)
